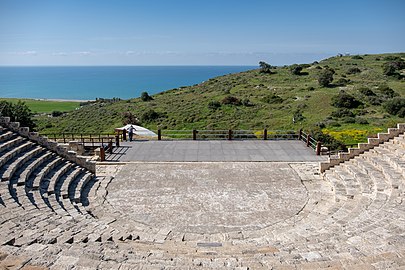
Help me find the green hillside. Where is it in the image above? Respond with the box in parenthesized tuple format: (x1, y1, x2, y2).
(34, 53, 405, 144)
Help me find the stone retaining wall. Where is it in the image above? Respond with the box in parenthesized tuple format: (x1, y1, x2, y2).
(0, 116, 96, 173)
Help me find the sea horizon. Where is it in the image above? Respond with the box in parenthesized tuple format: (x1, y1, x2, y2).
(0, 65, 256, 100)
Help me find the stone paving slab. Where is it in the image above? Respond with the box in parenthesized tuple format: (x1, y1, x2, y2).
(105, 162, 309, 234)
(107, 140, 327, 162)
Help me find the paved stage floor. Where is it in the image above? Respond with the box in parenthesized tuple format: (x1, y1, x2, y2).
(106, 140, 327, 162)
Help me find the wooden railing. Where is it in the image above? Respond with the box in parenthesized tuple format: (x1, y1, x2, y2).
(154, 129, 299, 140)
(41, 129, 325, 155)
(40, 132, 117, 147)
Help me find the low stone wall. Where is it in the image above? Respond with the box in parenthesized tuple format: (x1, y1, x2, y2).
(0, 117, 96, 173)
(320, 123, 405, 173)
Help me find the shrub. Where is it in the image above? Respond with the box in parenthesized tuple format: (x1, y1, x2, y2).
(293, 110, 305, 122)
(335, 78, 350, 86)
(122, 111, 140, 125)
(356, 118, 369, 125)
(347, 67, 361, 74)
(259, 61, 273, 74)
(51, 111, 63, 117)
(221, 96, 241, 105)
(358, 87, 375, 96)
(262, 94, 283, 104)
(378, 85, 399, 99)
(140, 91, 153, 101)
(367, 96, 383, 106)
(384, 97, 405, 117)
(0, 100, 35, 129)
(351, 55, 363, 59)
(290, 65, 303, 75)
(309, 127, 345, 150)
(331, 91, 362, 108)
(331, 108, 355, 118)
(318, 69, 334, 87)
(208, 100, 221, 110)
(141, 109, 161, 122)
(241, 98, 253, 107)
(343, 117, 356, 123)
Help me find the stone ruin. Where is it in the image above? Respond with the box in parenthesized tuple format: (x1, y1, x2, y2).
(0, 116, 404, 269)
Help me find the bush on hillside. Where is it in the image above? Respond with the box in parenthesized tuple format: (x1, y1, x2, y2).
(317, 68, 335, 87)
(358, 87, 376, 96)
(208, 100, 221, 110)
(384, 97, 405, 117)
(122, 111, 140, 125)
(309, 127, 346, 151)
(0, 100, 36, 130)
(221, 96, 241, 106)
(331, 91, 362, 109)
(140, 91, 153, 101)
(261, 94, 283, 104)
(51, 111, 63, 117)
(377, 85, 399, 99)
(259, 61, 273, 74)
(331, 108, 355, 118)
(335, 78, 350, 86)
(141, 109, 164, 122)
(290, 65, 303, 75)
(347, 67, 361, 74)
(351, 55, 363, 60)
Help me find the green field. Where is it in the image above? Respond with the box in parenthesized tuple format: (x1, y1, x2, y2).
(26, 53, 405, 145)
(0, 98, 80, 114)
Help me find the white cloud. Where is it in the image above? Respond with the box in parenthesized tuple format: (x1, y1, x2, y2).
(9, 51, 38, 56)
(52, 52, 67, 56)
(73, 51, 91, 56)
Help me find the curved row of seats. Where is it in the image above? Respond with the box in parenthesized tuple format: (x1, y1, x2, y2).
(0, 126, 122, 248)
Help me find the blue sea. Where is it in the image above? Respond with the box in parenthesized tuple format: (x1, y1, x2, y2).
(0, 66, 255, 100)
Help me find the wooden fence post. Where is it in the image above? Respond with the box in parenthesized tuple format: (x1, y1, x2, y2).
(263, 129, 267, 140)
(115, 135, 120, 147)
(99, 147, 105, 161)
(299, 129, 302, 140)
(306, 134, 311, 147)
(108, 140, 113, 154)
(192, 129, 197, 140)
(158, 129, 161, 141)
(316, 141, 322, 155)
(228, 129, 232, 140)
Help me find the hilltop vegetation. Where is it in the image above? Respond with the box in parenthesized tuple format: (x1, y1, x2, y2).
(33, 53, 405, 144)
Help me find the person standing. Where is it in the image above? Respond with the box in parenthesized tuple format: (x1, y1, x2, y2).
(128, 125, 135, 142)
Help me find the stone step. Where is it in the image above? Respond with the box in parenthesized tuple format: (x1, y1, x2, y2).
(0, 141, 34, 168)
(0, 131, 14, 143)
(74, 173, 94, 203)
(47, 162, 74, 195)
(29, 157, 63, 190)
(1, 146, 45, 182)
(0, 136, 24, 154)
(17, 151, 55, 186)
(60, 167, 84, 199)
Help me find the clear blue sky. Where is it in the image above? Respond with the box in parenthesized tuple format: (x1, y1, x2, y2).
(0, 0, 404, 66)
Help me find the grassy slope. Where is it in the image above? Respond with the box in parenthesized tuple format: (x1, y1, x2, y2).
(1, 98, 80, 114)
(34, 53, 405, 143)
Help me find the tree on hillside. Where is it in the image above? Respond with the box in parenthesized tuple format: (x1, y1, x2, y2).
(141, 91, 153, 101)
(259, 61, 273, 74)
(318, 68, 335, 87)
(0, 100, 36, 129)
(122, 111, 140, 125)
(290, 65, 303, 75)
(331, 91, 362, 109)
